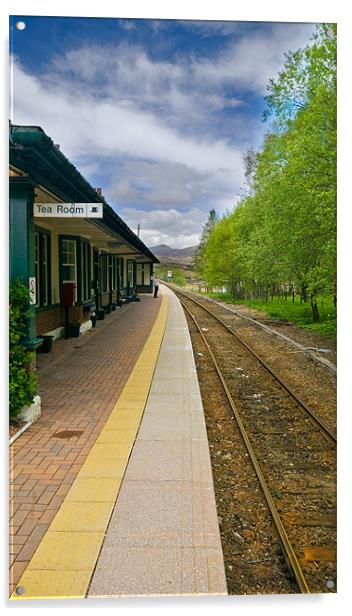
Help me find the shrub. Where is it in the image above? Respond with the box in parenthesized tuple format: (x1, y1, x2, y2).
(9, 278, 37, 418)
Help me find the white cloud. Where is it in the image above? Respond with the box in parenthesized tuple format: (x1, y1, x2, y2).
(50, 23, 315, 101)
(178, 20, 250, 38)
(191, 23, 316, 94)
(12, 59, 243, 171)
(11, 57, 245, 216)
(121, 206, 207, 248)
(10, 21, 316, 246)
(118, 20, 137, 31)
(106, 159, 236, 210)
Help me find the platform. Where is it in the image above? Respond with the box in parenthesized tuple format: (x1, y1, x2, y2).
(10, 286, 227, 599)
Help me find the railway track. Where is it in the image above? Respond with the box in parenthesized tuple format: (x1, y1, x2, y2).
(173, 287, 337, 594)
(199, 294, 336, 373)
(170, 286, 337, 440)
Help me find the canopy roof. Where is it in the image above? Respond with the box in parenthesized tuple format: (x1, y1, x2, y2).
(9, 123, 159, 263)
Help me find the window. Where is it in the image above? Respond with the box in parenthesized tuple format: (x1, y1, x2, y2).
(60, 237, 92, 303)
(35, 229, 51, 307)
(80, 240, 91, 302)
(144, 264, 151, 286)
(100, 253, 109, 292)
(127, 260, 134, 287)
(62, 239, 77, 284)
(136, 263, 151, 286)
(112, 256, 120, 290)
(108, 255, 113, 292)
(60, 238, 77, 301)
(119, 258, 124, 288)
(136, 263, 143, 286)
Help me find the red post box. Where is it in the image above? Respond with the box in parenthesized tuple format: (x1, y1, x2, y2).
(60, 282, 76, 307)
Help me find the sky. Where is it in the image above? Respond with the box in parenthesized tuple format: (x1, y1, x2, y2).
(9, 16, 317, 248)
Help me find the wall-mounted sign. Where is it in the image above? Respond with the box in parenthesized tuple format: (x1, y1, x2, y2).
(34, 203, 103, 218)
(29, 277, 36, 305)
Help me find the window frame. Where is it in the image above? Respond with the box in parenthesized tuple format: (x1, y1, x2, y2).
(99, 252, 108, 293)
(80, 239, 91, 303)
(119, 258, 124, 288)
(112, 255, 120, 290)
(34, 227, 51, 308)
(59, 235, 92, 304)
(127, 259, 135, 288)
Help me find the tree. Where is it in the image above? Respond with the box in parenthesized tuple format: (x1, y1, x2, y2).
(197, 24, 336, 321)
(262, 23, 336, 319)
(193, 209, 218, 279)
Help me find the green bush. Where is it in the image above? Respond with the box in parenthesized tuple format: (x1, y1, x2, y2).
(9, 278, 37, 418)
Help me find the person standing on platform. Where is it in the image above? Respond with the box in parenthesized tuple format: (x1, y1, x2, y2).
(152, 275, 160, 298)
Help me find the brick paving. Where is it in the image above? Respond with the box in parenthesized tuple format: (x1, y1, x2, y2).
(9, 296, 161, 595)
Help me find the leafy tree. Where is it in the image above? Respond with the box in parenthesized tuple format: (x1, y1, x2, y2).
(261, 23, 336, 318)
(200, 24, 336, 321)
(193, 209, 218, 279)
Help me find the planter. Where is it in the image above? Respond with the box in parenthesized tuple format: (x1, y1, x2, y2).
(104, 304, 111, 314)
(21, 336, 45, 351)
(97, 310, 105, 320)
(16, 395, 41, 424)
(37, 335, 54, 353)
(67, 323, 81, 338)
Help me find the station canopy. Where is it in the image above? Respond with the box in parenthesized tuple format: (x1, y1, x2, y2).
(9, 123, 159, 264)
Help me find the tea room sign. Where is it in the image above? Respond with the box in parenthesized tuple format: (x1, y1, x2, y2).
(34, 203, 103, 218)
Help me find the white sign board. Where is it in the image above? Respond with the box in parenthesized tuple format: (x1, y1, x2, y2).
(34, 203, 103, 218)
(167, 271, 172, 278)
(29, 277, 36, 305)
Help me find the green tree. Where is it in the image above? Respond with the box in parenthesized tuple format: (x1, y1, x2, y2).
(262, 23, 336, 318)
(193, 209, 218, 279)
(198, 24, 336, 321)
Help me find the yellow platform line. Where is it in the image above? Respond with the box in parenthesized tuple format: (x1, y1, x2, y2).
(11, 290, 168, 600)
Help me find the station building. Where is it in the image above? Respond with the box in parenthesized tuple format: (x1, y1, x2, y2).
(9, 123, 159, 348)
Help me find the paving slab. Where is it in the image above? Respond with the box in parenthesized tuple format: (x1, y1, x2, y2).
(9, 295, 161, 597)
(88, 286, 227, 597)
(11, 286, 227, 600)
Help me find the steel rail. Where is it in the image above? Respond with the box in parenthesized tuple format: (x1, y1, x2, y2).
(175, 288, 337, 445)
(209, 299, 337, 374)
(180, 298, 310, 594)
(177, 287, 337, 374)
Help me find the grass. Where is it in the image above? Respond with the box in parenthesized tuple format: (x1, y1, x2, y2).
(203, 293, 337, 338)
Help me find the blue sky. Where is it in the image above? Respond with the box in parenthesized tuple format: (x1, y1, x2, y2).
(10, 16, 317, 247)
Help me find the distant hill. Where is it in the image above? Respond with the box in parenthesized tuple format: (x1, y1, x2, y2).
(150, 244, 198, 257)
